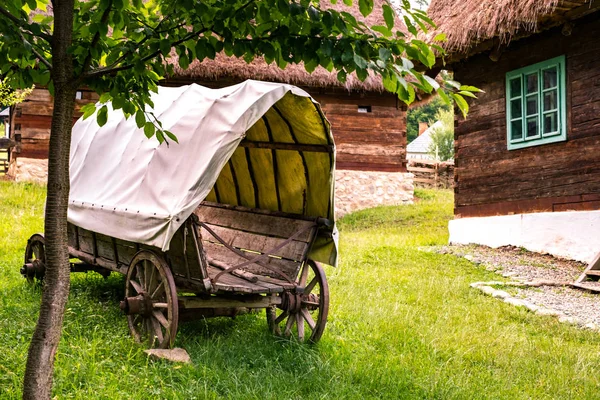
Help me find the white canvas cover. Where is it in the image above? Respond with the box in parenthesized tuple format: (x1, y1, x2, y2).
(68, 80, 338, 266)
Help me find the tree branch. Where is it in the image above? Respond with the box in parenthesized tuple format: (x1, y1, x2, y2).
(0, 6, 53, 43)
(83, 27, 209, 79)
(15, 28, 53, 70)
(81, 0, 114, 73)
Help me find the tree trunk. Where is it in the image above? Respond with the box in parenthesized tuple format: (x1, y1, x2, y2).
(23, 0, 76, 398)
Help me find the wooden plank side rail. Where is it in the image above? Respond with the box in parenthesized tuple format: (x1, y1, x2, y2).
(194, 202, 321, 284)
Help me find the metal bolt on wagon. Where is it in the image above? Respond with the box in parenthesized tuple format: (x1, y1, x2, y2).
(22, 80, 338, 348)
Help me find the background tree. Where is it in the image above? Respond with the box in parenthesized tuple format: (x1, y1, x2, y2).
(0, 0, 478, 398)
(427, 106, 454, 161)
(0, 80, 33, 108)
(406, 95, 450, 142)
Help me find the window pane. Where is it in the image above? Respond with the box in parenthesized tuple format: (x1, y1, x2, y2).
(543, 67, 558, 89)
(526, 95, 538, 116)
(544, 112, 558, 134)
(509, 77, 522, 98)
(527, 117, 538, 137)
(510, 99, 522, 118)
(511, 120, 523, 141)
(544, 90, 558, 111)
(526, 73, 538, 93)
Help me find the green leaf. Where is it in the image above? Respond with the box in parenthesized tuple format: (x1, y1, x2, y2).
(371, 25, 392, 37)
(460, 85, 484, 93)
(382, 4, 394, 30)
(144, 122, 155, 138)
(437, 88, 451, 105)
(305, 58, 319, 73)
(81, 103, 96, 120)
(156, 130, 165, 144)
(423, 75, 440, 91)
(159, 40, 171, 57)
(358, 0, 373, 17)
(383, 74, 398, 93)
(452, 93, 469, 118)
(164, 130, 179, 144)
(378, 47, 391, 62)
(445, 80, 461, 90)
(135, 110, 145, 128)
(99, 93, 111, 104)
(434, 33, 447, 42)
(458, 90, 477, 98)
(97, 105, 108, 127)
(353, 54, 367, 69)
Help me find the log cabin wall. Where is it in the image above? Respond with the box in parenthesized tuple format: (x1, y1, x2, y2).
(452, 13, 600, 218)
(11, 88, 98, 159)
(310, 90, 407, 172)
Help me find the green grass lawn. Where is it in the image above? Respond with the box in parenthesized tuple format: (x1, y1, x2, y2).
(2, 182, 600, 399)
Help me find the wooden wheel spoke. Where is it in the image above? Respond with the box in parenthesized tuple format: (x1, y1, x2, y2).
(305, 277, 318, 295)
(153, 302, 168, 309)
(151, 317, 164, 343)
(301, 308, 316, 330)
(296, 313, 304, 341)
(302, 299, 319, 307)
(284, 314, 295, 337)
(152, 310, 170, 329)
(150, 281, 165, 299)
(143, 260, 150, 290)
(146, 263, 157, 294)
(136, 263, 145, 289)
(299, 262, 310, 286)
(132, 315, 142, 328)
(129, 279, 143, 294)
(274, 310, 289, 325)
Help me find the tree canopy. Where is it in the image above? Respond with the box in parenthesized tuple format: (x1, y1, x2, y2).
(1, 0, 476, 138)
(0, 0, 479, 398)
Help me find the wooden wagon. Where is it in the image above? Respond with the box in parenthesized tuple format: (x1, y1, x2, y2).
(22, 81, 338, 348)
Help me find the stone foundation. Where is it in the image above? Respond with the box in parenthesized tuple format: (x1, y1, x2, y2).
(334, 170, 414, 218)
(7, 157, 48, 184)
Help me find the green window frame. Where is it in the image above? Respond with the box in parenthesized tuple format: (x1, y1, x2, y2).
(506, 55, 567, 150)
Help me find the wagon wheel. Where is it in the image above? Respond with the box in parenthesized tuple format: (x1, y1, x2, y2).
(21, 233, 46, 283)
(266, 260, 329, 343)
(122, 250, 179, 349)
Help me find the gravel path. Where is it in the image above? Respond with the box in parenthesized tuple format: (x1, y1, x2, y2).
(438, 245, 600, 329)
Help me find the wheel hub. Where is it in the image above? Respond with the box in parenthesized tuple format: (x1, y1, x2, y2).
(21, 259, 45, 281)
(281, 290, 304, 314)
(120, 292, 154, 317)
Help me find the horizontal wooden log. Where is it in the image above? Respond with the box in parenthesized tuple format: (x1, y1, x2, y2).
(336, 161, 406, 172)
(455, 194, 600, 218)
(407, 166, 436, 173)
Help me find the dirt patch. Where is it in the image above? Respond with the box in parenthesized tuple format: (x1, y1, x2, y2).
(439, 244, 586, 282)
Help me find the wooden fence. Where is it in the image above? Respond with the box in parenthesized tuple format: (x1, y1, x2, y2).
(0, 149, 8, 175)
(407, 159, 454, 189)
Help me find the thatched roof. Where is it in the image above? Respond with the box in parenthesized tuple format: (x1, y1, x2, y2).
(168, 0, 402, 92)
(427, 0, 598, 61)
